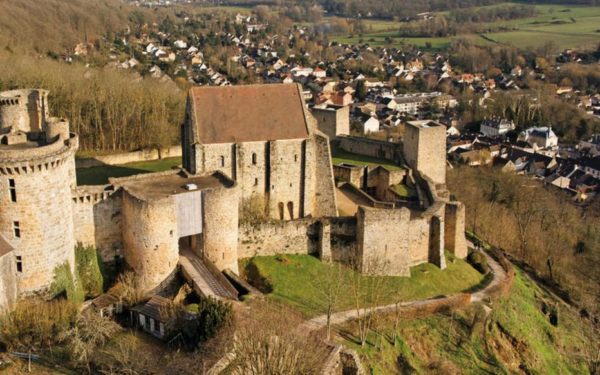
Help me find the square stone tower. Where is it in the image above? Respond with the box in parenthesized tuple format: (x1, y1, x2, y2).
(403, 120, 447, 186)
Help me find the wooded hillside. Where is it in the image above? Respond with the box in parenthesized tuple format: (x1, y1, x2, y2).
(0, 0, 129, 53)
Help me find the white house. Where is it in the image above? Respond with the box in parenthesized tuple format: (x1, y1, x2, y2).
(480, 118, 515, 137)
(362, 116, 380, 133)
(519, 126, 559, 149)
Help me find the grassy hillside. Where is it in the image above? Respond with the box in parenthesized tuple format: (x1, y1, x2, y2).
(343, 271, 598, 374)
(241, 253, 485, 317)
(0, 0, 131, 53)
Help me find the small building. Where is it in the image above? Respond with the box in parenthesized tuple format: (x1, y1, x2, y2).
(519, 126, 558, 149)
(479, 118, 515, 137)
(362, 116, 380, 134)
(131, 295, 176, 340)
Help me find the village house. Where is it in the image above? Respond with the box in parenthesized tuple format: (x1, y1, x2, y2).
(480, 118, 515, 137)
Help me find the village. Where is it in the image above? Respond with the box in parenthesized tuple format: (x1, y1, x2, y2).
(61, 7, 600, 202)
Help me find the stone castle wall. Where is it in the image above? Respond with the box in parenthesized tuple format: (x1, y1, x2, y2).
(121, 190, 179, 292)
(335, 136, 403, 163)
(0, 136, 78, 294)
(403, 123, 446, 186)
(310, 105, 350, 139)
(75, 146, 182, 169)
(268, 139, 306, 220)
(238, 218, 319, 258)
(0, 252, 17, 310)
(444, 201, 468, 259)
(312, 134, 339, 217)
(202, 185, 240, 273)
(71, 187, 123, 262)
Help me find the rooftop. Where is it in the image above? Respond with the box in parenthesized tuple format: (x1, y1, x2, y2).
(189, 83, 309, 144)
(112, 170, 233, 201)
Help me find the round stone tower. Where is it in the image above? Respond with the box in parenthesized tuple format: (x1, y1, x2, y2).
(0, 89, 78, 295)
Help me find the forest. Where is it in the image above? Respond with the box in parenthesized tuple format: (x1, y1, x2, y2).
(448, 167, 600, 321)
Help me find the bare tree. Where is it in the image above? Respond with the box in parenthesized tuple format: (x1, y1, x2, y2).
(312, 262, 345, 341)
(230, 301, 328, 374)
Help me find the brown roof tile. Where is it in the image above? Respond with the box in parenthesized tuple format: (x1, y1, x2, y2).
(189, 84, 309, 144)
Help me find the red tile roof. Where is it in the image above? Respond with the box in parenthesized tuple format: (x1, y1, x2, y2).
(189, 83, 309, 144)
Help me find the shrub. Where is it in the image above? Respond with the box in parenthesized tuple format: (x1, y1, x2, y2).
(467, 251, 489, 275)
(0, 299, 78, 351)
(51, 262, 84, 303)
(75, 243, 104, 298)
(179, 297, 234, 348)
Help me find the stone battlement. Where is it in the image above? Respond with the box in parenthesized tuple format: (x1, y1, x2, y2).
(0, 133, 78, 175)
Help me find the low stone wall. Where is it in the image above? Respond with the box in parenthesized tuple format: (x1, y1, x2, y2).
(238, 218, 320, 258)
(335, 136, 404, 164)
(330, 217, 357, 264)
(75, 146, 181, 169)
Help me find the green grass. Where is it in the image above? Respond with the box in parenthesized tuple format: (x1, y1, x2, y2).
(241, 253, 485, 317)
(331, 148, 403, 171)
(343, 270, 595, 374)
(330, 4, 600, 52)
(76, 157, 181, 185)
(391, 183, 417, 198)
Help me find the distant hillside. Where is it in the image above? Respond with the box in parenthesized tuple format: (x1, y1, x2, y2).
(0, 0, 130, 53)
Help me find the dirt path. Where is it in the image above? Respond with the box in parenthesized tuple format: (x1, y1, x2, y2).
(302, 250, 509, 331)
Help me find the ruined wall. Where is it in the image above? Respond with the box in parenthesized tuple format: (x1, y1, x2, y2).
(202, 185, 240, 273)
(0, 137, 78, 294)
(71, 188, 123, 262)
(333, 164, 363, 187)
(310, 105, 350, 139)
(403, 123, 446, 186)
(313, 134, 338, 217)
(238, 218, 318, 258)
(121, 191, 179, 292)
(336, 136, 403, 163)
(329, 217, 357, 265)
(444, 201, 468, 259)
(408, 213, 432, 266)
(0, 89, 48, 133)
(356, 207, 412, 276)
(0, 251, 17, 310)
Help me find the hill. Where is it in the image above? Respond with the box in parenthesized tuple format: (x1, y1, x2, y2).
(0, 0, 130, 53)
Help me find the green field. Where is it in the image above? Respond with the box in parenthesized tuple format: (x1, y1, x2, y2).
(76, 157, 181, 185)
(344, 270, 595, 374)
(329, 4, 600, 51)
(241, 253, 485, 317)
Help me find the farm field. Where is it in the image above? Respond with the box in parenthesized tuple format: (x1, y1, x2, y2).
(328, 4, 600, 51)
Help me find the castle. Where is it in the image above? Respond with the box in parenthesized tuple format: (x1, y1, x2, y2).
(0, 84, 467, 309)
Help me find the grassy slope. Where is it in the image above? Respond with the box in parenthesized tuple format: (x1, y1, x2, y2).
(331, 148, 403, 171)
(344, 270, 595, 374)
(76, 157, 182, 185)
(330, 4, 600, 51)
(241, 253, 484, 317)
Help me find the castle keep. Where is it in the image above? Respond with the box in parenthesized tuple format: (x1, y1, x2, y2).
(0, 84, 467, 309)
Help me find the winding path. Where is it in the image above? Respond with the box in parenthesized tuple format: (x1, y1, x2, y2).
(302, 250, 509, 331)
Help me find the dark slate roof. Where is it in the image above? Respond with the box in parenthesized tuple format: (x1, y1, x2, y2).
(131, 295, 172, 322)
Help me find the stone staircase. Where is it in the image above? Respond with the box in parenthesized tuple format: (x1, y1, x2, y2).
(179, 250, 238, 300)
